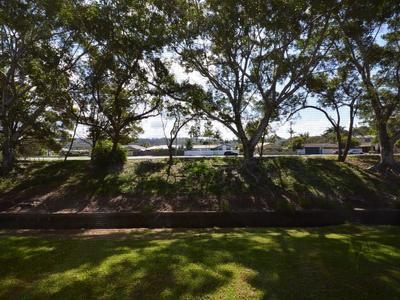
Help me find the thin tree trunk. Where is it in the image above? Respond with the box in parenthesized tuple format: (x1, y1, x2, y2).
(341, 110, 355, 162)
(64, 118, 79, 162)
(259, 133, 265, 158)
(335, 127, 343, 162)
(166, 141, 174, 178)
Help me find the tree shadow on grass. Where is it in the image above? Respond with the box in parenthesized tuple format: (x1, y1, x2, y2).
(0, 226, 399, 299)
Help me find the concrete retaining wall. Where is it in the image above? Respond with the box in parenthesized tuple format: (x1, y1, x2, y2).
(0, 210, 399, 229)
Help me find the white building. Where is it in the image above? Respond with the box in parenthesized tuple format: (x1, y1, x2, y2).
(184, 144, 239, 156)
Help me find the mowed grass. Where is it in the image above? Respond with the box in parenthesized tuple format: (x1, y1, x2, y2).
(1, 156, 400, 212)
(0, 225, 399, 299)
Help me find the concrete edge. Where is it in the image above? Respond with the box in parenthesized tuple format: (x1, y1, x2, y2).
(0, 210, 399, 229)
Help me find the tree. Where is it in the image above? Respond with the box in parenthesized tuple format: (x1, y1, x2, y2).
(185, 139, 193, 150)
(334, 0, 400, 173)
(353, 125, 372, 137)
(285, 133, 309, 152)
(188, 120, 201, 143)
(0, 0, 80, 174)
(294, 67, 362, 162)
(70, 0, 173, 160)
(245, 120, 269, 157)
(202, 120, 221, 144)
(160, 103, 198, 171)
(171, 0, 334, 162)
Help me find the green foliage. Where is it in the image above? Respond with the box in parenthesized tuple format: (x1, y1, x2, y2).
(68, 0, 175, 151)
(353, 126, 372, 137)
(185, 139, 193, 150)
(91, 140, 127, 168)
(0, 0, 76, 173)
(188, 121, 201, 140)
(284, 134, 309, 151)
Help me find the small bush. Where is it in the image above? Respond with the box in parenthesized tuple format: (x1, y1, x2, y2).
(91, 140, 127, 168)
(275, 198, 296, 213)
(219, 199, 231, 212)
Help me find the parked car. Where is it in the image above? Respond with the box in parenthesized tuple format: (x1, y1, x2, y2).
(348, 148, 364, 155)
(224, 150, 239, 156)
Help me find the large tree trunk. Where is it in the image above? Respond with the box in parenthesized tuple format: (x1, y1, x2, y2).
(111, 139, 118, 153)
(379, 129, 396, 164)
(242, 142, 255, 161)
(111, 132, 120, 154)
(371, 123, 400, 175)
(1, 140, 16, 176)
(365, 82, 400, 173)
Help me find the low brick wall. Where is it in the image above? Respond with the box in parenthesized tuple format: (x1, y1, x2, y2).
(0, 210, 399, 229)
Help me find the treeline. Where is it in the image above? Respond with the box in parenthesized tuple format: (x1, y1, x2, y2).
(1, 0, 399, 175)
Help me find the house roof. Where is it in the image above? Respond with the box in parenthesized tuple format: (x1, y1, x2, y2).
(360, 143, 374, 147)
(303, 143, 337, 148)
(124, 144, 146, 150)
(63, 138, 92, 150)
(145, 145, 170, 150)
(256, 142, 282, 149)
(192, 144, 219, 149)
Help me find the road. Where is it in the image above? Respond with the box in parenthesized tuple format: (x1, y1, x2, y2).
(21, 154, 373, 161)
(23, 155, 241, 161)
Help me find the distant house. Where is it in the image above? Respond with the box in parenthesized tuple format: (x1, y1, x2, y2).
(60, 138, 92, 156)
(140, 144, 185, 156)
(123, 144, 146, 156)
(359, 143, 378, 153)
(255, 142, 282, 154)
(297, 143, 338, 155)
(356, 135, 379, 153)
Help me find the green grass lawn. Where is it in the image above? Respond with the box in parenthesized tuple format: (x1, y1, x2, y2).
(1, 156, 399, 212)
(0, 225, 399, 299)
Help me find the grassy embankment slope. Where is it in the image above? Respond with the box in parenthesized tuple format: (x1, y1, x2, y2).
(0, 156, 399, 212)
(0, 225, 399, 299)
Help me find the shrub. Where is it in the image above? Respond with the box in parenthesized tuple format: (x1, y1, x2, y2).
(185, 139, 193, 150)
(91, 140, 127, 168)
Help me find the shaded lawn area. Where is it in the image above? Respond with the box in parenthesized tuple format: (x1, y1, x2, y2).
(0, 156, 399, 212)
(0, 225, 399, 299)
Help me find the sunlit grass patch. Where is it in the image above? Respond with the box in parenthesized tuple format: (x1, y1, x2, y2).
(0, 225, 399, 299)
